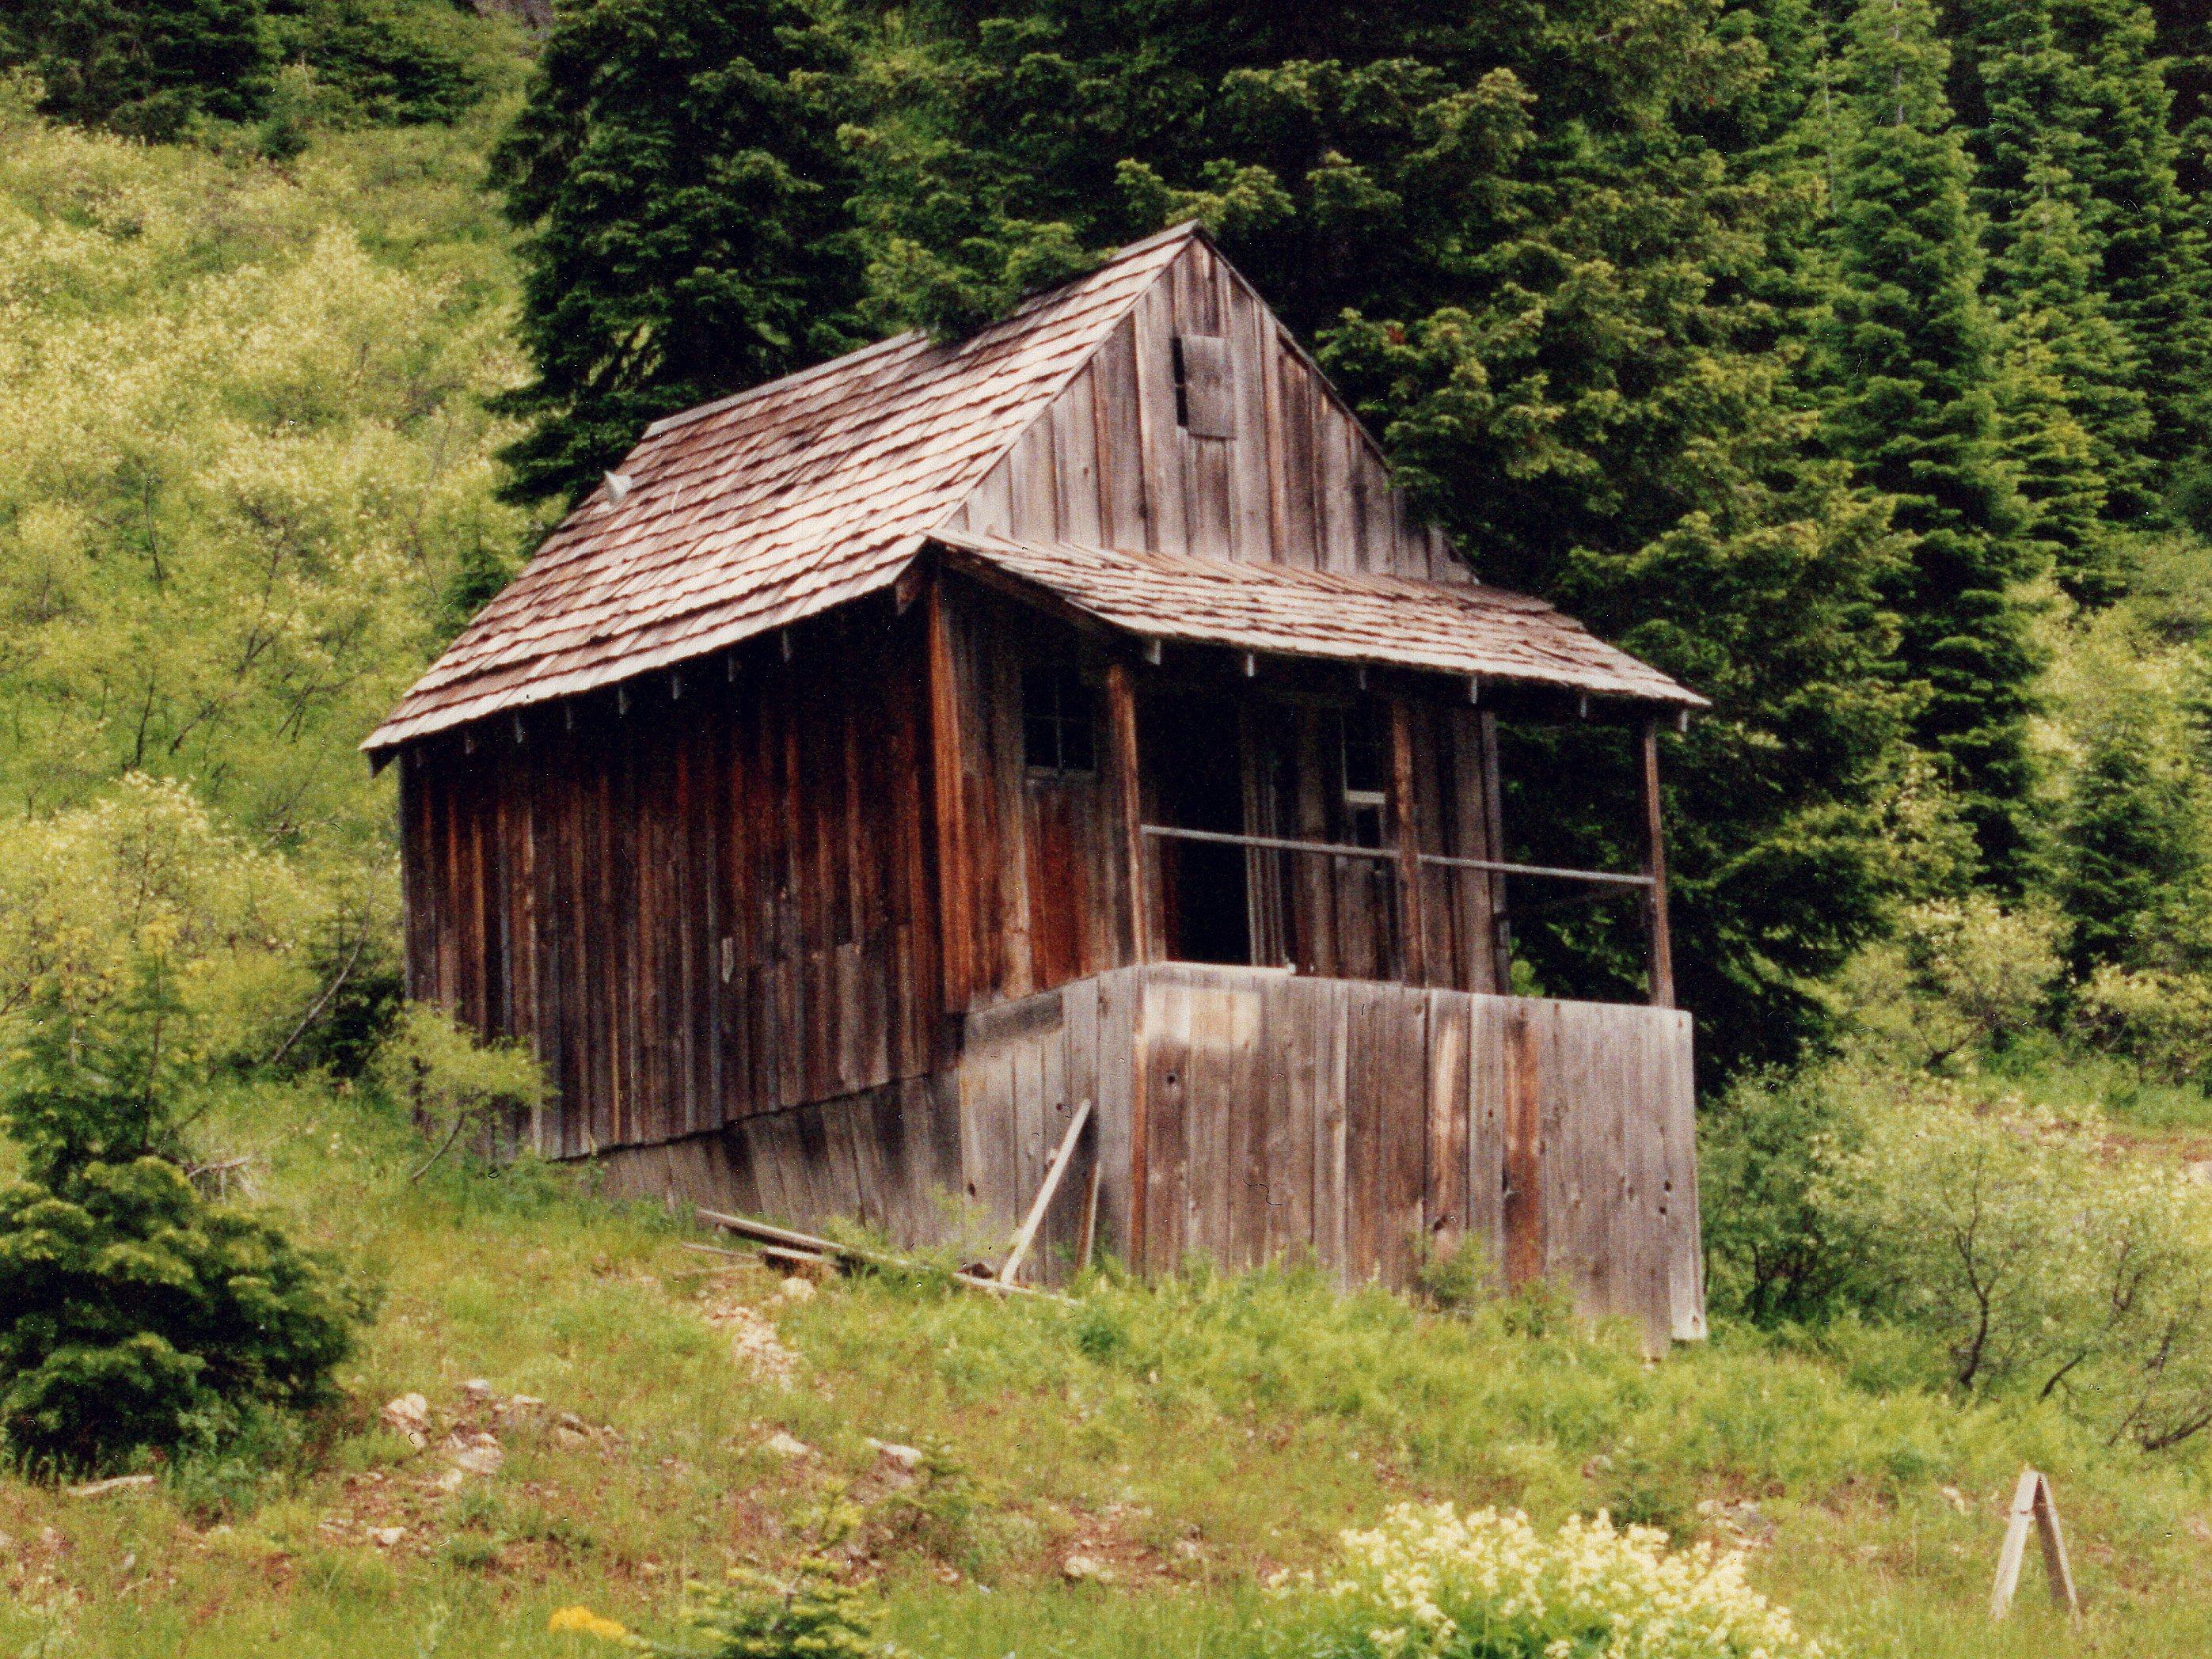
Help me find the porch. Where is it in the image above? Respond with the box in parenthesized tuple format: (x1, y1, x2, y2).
(599, 960, 1705, 1351)
(954, 962, 1704, 1350)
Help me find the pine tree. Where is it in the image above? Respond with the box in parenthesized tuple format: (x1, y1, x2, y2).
(1954, 0, 2154, 525)
(1956, 0, 2211, 503)
(489, 0, 870, 508)
(2059, 688, 2208, 974)
(1993, 161, 2140, 602)
(1821, 0, 2038, 884)
(0, 960, 370, 1475)
(852, 0, 1913, 1072)
(2144, 0, 2210, 198)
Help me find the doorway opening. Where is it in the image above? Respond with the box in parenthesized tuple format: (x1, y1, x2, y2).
(1145, 690, 1251, 966)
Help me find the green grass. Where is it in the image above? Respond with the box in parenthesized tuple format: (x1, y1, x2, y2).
(2, 1076, 2209, 1657)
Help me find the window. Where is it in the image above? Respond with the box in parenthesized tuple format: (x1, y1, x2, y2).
(1169, 333, 1235, 437)
(1338, 712, 1387, 848)
(1022, 665, 1096, 776)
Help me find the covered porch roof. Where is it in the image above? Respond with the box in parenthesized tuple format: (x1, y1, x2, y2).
(929, 529, 1706, 712)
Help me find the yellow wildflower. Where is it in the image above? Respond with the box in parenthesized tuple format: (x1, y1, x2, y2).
(548, 1605, 631, 1642)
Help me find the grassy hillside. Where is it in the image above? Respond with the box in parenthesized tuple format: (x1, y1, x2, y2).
(0, 43, 535, 852)
(0, 1075, 2201, 1658)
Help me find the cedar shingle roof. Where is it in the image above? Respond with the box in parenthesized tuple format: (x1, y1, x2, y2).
(366, 226, 1202, 752)
(932, 530, 1705, 708)
(368, 222, 1701, 752)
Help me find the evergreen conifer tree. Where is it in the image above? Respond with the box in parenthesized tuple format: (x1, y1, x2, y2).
(489, 0, 869, 508)
(1993, 161, 2140, 602)
(1821, 0, 2037, 884)
(851, 0, 1912, 1072)
(0, 0, 273, 138)
(2145, 0, 2210, 197)
(1957, 0, 2210, 503)
(2059, 690, 2208, 974)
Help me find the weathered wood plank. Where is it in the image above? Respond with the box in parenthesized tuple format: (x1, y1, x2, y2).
(1092, 317, 1149, 549)
(1341, 981, 1386, 1281)
(1051, 365, 1104, 544)
(1129, 279, 1184, 554)
(1140, 973, 1192, 1274)
(1426, 989, 1470, 1261)
(1094, 966, 1139, 1264)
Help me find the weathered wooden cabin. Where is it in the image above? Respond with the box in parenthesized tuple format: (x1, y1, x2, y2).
(366, 224, 1710, 1343)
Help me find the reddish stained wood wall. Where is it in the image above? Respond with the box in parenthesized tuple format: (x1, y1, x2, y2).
(400, 604, 940, 1156)
(941, 238, 1463, 583)
(935, 584, 1504, 1020)
(933, 587, 1135, 1016)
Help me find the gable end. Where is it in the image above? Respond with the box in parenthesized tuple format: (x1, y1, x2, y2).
(944, 234, 1465, 583)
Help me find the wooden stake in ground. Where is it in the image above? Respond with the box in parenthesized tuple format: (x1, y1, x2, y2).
(1990, 1467, 2080, 1623)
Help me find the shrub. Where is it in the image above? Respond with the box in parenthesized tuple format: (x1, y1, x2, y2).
(370, 1002, 545, 1177)
(548, 1560, 877, 1659)
(1266, 1501, 1822, 1659)
(1834, 895, 2063, 1070)
(1698, 1069, 1872, 1326)
(0, 776, 321, 1061)
(0, 957, 371, 1475)
(1702, 1057, 2212, 1450)
(2071, 963, 2212, 1084)
(1822, 1082, 2212, 1448)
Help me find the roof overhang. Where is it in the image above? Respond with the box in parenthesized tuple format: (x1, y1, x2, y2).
(928, 530, 1707, 711)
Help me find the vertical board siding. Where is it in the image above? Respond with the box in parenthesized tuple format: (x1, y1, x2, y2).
(979, 239, 1469, 583)
(402, 604, 942, 1156)
(562, 959, 1701, 1342)
(1115, 966, 1699, 1349)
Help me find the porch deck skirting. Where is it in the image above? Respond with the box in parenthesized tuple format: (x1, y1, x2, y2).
(593, 963, 1705, 1349)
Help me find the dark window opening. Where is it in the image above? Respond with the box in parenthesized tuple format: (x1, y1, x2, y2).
(1022, 665, 1096, 776)
(1170, 335, 1191, 428)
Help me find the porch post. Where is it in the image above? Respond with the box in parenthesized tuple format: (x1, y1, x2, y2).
(1479, 712, 1513, 993)
(1106, 660, 1150, 964)
(1389, 697, 1427, 985)
(1640, 716, 1675, 1008)
(925, 579, 975, 1015)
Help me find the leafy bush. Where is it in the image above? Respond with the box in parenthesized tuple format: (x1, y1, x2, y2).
(1834, 895, 2064, 1070)
(1826, 1087, 2212, 1448)
(1264, 1501, 1822, 1659)
(0, 776, 321, 1057)
(2071, 963, 2212, 1084)
(1698, 1069, 1872, 1327)
(548, 1560, 878, 1659)
(370, 1002, 545, 1175)
(1706, 1058, 2212, 1450)
(0, 957, 370, 1475)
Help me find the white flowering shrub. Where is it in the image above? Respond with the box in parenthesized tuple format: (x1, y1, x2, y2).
(0, 87, 530, 846)
(2071, 964, 2212, 1084)
(1273, 1501, 1820, 1659)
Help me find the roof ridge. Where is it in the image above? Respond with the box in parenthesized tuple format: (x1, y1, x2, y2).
(637, 222, 1206, 447)
(641, 330, 924, 441)
(907, 229, 1199, 547)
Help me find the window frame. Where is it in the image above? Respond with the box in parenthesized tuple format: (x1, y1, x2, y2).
(1021, 663, 1098, 779)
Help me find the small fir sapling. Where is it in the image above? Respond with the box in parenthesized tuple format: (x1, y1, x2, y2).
(0, 953, 370, 1475)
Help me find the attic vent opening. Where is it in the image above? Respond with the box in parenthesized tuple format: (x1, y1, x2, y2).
(1170, 333, 1234, 438)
